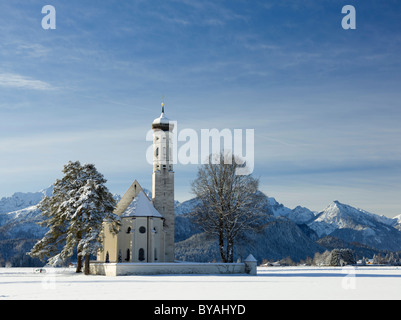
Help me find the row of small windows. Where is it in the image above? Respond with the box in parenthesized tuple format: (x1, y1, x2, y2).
(107, 248, 151, 263)
(154, 135, 167, 140)
(155, 164, 172, 171)
(126, 226, 148, 234)
(123, 248, 145, 262)
(126, 226, 161, 234)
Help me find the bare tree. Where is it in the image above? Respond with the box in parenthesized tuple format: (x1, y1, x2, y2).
(191, 153, 265, 263)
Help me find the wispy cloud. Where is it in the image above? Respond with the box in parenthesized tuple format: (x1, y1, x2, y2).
(16, 44, 50, 59)
(152, 0, 248, 27)
(0, 73, 53, 90)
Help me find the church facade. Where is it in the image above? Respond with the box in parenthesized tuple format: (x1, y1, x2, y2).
(93, 102, 258, 276)
(97, 103, 175, 263)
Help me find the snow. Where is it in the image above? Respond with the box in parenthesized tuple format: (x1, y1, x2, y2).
(267, 197, 316, 224)
(1, 266, 401, 300)
(308, 200, 399, 238)
(244, 254, 257, 262)
(152, 112, 171, 125)
(0, 186, 51, 214)
(394, 214, 401, 224)
(121, 190, 163, 218)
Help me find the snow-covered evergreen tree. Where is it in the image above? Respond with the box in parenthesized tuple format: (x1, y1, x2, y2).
(29, 161, 120, 274)
(329, 249, 342, 266)
(341, 248, 356, 265)
(328, 248, 356, 266)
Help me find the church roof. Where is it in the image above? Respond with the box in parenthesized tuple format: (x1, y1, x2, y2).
(152, 102, 174, 131)
(152, 111, 170, 125)
(121, 189, 163, 218)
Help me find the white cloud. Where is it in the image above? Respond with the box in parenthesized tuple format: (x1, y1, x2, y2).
(0, 73, 53, 90)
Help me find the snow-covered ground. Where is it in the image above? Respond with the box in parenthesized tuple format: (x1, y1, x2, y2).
(1, 266, 401, 300)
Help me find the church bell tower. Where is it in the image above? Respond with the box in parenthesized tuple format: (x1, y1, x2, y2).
(151, 101, 175, 262)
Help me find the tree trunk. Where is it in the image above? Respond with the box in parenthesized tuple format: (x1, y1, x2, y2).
(226, 238, 234, 263)
(76, 231, 83, 273)
(84, 254, 90, 275)
(219, 235, 226, 263)
(218, 216, 227, 263)
(76, 255, 83, 273)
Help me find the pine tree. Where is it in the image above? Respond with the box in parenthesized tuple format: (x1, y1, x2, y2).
(329, 249, 342, 266)
(341, 248, 356, 265)
(329, 248, 356, 266)
(29, 161, 120, 274)
(75, 178, 119, 274)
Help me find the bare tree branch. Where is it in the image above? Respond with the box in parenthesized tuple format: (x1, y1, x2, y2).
(191, 153, 265, 262)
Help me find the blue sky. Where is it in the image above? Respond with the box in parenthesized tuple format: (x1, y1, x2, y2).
(0, 1, 401, 217)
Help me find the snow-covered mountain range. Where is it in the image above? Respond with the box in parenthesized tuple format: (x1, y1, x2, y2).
(308, 201, 401, 251)
(1, 186, 401, 266)
(0, 187, 52, 215)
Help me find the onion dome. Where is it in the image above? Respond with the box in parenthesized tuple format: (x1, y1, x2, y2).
(152, 101, 174, 131)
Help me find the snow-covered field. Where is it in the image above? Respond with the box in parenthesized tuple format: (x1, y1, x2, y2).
(1, 266, 400, 300)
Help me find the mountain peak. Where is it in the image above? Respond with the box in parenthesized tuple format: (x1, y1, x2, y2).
(39, 185, 53, 197)
(309, 198, 400, 244)
(332, 200, 350, 209)
(0, 189, 50, 214)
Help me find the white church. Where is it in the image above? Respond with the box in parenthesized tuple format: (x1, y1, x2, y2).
(92, 102, 257, 276)
(97, 102, 175, 264)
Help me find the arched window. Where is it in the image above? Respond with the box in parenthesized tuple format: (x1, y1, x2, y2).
(126, 249, 130, 262)
(105, 251, 109, 263)
(138, 248, 145, 261)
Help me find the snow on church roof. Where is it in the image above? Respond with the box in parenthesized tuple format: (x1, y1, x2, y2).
(121, 190, 163, 218)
